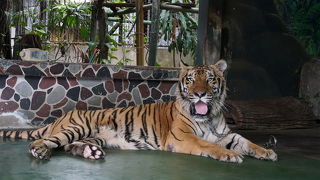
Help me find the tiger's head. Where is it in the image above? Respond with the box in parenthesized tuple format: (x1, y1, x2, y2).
(177, 60, 227, 122)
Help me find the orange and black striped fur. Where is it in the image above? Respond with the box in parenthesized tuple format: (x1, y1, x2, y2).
(0, 60, 277, 163)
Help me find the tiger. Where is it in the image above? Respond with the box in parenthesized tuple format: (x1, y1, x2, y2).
(0, 60, 277, 163)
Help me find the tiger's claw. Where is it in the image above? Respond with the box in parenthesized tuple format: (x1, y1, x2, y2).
(29, 140, 52, 160)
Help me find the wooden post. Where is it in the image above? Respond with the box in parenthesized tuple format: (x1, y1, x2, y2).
(195, 0, 223, 65)
(148, 0, 160, 66)
(195, 0, 208, 65)
(135, 0, 145, 66)
(90, 1, 97, 42)
(97, 0, 108, 63)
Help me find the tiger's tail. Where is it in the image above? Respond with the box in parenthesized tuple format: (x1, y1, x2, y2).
(0, 125, 50, 140)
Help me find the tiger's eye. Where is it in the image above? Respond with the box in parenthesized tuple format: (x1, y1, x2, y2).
(207, 77, 214, 82)
(186, 77, 193, 82)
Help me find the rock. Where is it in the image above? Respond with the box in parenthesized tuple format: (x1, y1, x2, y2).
(264, 13, 289, 33)
(223, 2, 267, 57)
(300, 59, 320, 119)
(226, 0, 278, 14)
(247, 32, 310, 96)
(227, 59, 281, 100)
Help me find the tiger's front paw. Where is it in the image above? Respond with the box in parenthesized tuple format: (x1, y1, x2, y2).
(65, 142, 105, 160)
(211, 149, 243, 163)
(255, 148, 277, 161)
(29, 139, 52, 160)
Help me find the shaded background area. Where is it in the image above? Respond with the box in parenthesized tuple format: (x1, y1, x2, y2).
(196, 0, 319, 100)
(195, 0, 320, 129)
(222, 0, 312, 100)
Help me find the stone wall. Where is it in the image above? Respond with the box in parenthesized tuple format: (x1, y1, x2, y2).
(0, 60, 179, 127)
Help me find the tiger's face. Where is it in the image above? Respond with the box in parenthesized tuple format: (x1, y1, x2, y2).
(178, 60, 227, 122)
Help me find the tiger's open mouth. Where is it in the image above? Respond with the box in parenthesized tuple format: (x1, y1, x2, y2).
(190, 101, 210, 116)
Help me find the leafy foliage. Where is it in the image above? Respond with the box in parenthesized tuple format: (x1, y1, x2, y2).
(160, 10, 198, 57)
(275, 0, 320, 57)
(9, 0, 198, 65)
(47, 2, 91, 40)
(10, 1, 91, 41)
(10, 6, 48, 38)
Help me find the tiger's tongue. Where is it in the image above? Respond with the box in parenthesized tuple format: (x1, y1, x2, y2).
(195, 101, 208, 115)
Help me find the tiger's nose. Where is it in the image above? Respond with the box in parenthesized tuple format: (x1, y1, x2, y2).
(195, 92, 206, 97)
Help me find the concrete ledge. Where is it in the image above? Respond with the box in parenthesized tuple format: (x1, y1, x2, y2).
(0, 113, 35, 130)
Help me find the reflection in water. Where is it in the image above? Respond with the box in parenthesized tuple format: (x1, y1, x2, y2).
(263, 135, 278, 149)
(30, 157, 50, 168)
(0, 138, 30, 143)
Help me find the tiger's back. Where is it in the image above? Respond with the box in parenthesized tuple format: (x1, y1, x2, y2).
(0, 101, 178, 150)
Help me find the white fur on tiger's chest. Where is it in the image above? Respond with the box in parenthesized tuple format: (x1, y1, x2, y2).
(196, 122, 222, 143)
(202, 132, 220, 142)
(96, 126, 138, 150)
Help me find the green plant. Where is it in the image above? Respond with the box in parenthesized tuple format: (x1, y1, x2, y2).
(10, 0, 93, 60)
(10, 6, 48, 38)
(275, 0, 320, 57)
(9, 0, 127, 64)
(47, 2, 92, 41)
(9, 0, 198, 65)
(159, 10, 198, 58)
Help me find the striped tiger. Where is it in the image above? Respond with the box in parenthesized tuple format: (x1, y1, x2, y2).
(0, 60, 277, 163)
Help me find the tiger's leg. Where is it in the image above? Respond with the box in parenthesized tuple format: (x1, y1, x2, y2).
(165, 130, 243, 163)
(29, 130, 89, 160)
(217, 133, 277, 161)
(64, 137, 106, 159)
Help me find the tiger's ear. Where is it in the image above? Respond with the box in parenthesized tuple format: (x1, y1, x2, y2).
(179, 59, 192, 79)
(179, 59, 189, 68)
(179, 59, 192, 74)
(214, 59, 227, 73)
